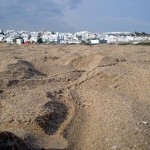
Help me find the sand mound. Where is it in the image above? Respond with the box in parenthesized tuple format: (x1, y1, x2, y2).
(36, 65, 83, 81)
(0, 90, 69, 149)
(0, 131, 65, 150)
(99, 56, 126, 67)
(61, 53, 103, 71)
(0, 60, 44, 80)
(0, 131, 34, 150)
(65, 62, 150, 150)
(0, 90, 67, 125)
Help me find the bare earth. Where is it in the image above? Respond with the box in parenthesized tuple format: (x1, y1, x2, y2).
(0, 43, 150, 150)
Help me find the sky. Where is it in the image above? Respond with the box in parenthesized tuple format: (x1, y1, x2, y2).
(0, 0, 150, 33)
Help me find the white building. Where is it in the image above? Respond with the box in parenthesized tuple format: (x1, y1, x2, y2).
(16, 38, 23, 45)
(30, 32, 40, 43)
(0, 35, 5, 42)
(42, 32, 59, 44)
(90, 39, 99, 44)
(6, 36, 15, 44)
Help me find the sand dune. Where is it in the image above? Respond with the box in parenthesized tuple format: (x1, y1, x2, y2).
(0, 43, 150, 150)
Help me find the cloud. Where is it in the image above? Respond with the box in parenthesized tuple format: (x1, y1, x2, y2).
(0, 1, 62, 19)
(101, 16, 150, 27)
(0, 0, 82, 31)
(51, 0, 81, 9)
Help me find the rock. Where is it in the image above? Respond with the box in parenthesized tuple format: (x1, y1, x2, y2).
(142, 121, 148, 125)
(0, 90, 3, 94)
(111, 145, 118, 150)
(45, 92, 54, 99)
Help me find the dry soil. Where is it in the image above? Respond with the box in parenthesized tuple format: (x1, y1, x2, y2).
(0, 43, 150, 150)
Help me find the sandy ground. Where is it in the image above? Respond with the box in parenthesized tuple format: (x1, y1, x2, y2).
(0, 43, 150, 150)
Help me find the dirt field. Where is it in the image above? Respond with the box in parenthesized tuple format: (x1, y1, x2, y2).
(0, 43, 150, 150)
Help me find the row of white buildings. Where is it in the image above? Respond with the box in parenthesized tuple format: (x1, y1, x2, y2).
(0, 29, 150, 45)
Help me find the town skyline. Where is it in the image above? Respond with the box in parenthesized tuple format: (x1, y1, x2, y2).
(1, 29, 150, 45)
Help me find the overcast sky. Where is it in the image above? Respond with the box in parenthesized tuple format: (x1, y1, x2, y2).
(0, 0, 150, 33)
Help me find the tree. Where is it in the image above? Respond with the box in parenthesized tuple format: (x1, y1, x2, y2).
(51, 31, 55, 34)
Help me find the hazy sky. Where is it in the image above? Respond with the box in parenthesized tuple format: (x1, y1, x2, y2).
(0, 0, 150, 32)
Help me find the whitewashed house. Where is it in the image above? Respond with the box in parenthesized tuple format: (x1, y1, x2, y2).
(42, 32, 59, 44)
(16, 38, 23, 45)
(50, 33, 59, 44)
(22, 33, 30, 42)
(0, 35, 5, 42)
(90, 39, 99, 44)
(30, 32, 40, 43)
(6, 36, 16, 44)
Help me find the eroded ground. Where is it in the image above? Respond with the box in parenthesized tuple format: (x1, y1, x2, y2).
(0, 43, 150, 150)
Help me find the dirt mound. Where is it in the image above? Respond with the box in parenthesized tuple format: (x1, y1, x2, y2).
(62, 53, 103, 71)
(0, 60, 44, 80)
(0, 131, 65, 150)
(65, 62, 150, 150)
(38, 66, 83, 80)
(0, 90, 69, 149)
(99, 56, 126, 67)
(0, 131, 34, 150)
(0, 90, 67, 125)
